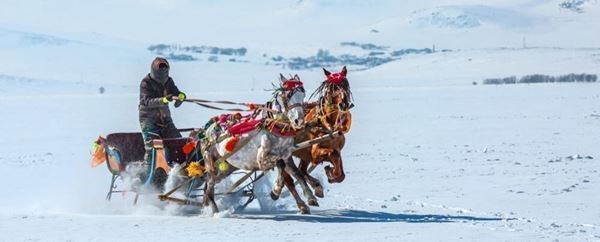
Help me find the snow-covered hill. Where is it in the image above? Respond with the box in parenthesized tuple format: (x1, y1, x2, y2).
(0, 0, 598, 89)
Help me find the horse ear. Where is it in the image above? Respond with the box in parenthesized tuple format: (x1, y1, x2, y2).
(293, 74, 300, 81)
(279, 73, 286, 82)
(341, 66, 347, 76)
(323, 68, 331, 76)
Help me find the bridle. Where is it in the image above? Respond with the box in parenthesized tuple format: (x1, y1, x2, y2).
(315, 88, 352, 132)
(275, 80, 305, 115)
(264, 80, 306, 134)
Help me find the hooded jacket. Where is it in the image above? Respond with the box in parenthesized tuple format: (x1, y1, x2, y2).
(139, 58, 181, 124)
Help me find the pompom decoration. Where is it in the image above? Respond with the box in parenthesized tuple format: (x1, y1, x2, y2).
(282, 80, 303, 90)
(326, 72, 346, 85)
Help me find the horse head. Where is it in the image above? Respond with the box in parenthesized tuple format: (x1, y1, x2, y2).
(323, 66, 351, 109)
(313, 66, 353, 133)
(275, 74, 306, 130)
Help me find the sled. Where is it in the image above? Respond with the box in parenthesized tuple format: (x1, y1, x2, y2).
(90, 129, 201, 203)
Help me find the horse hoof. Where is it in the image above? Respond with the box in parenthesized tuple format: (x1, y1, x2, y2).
(314, 186, 324, 198)
(308, 199, 319, 207)
(298, 203, 310, 214)
(300, 207, 310, 214)
(327, 174, 345, 183)
(270, 191, 280, 201)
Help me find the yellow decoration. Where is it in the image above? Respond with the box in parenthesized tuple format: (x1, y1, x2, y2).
(218, 161, 230, 171)
(186, 161, 205, 177)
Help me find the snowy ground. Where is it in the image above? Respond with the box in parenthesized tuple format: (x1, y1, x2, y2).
(1, 82, 599, 241)
(1, 0, 600, 241)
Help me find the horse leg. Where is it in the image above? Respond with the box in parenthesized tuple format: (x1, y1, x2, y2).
(312, 145, 334, 161)
(200, 150, 219, 213)
(310, 145, 337, 194)
(203, 175, 219, 214)
(283, 157, 319, 207)
(299, 158, 324, 198)
(256, 135, 271, 170)
(325, 150, 346, 183)
(270, 160, 285, 201)
(283, 169, 310, 214)
(275, 159, 310, 214)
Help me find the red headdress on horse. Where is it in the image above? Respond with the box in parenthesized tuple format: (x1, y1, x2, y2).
(280, 74, 304, 90)
(310, 66, 353, 107)
(324, 66, 348, 85)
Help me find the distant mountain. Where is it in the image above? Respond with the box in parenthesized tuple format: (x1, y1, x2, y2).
(408, 5, 540, 29)
(0, 28, 77, 48)
(0, 0, 598, 92)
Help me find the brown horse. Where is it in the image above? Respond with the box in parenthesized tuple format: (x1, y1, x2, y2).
(271, 66, 353, 201)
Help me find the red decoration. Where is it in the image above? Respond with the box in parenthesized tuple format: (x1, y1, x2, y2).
(228, 119, 263, 135)
(282, 80, 303, 90)
(182, 141, 196, 155)
(327, 72, 346, 84)
(225, 136, 240, 153)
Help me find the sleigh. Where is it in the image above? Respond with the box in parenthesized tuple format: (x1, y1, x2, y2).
(90, 130, 201, 202)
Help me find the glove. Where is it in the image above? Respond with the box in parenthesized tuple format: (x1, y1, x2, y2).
(175, 92, 186, 108)
(177, 92, 186, 101)
(162, 95, 174, 104)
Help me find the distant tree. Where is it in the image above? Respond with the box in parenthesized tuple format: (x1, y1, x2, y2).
(208, 56, 219, 62)
(236, 47, 247, 56)
(559, 0, 588, 13)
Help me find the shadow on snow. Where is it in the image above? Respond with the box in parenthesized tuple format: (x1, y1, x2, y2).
(233, 209, 507, 223)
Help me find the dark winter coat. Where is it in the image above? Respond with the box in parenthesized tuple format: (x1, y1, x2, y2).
(138, 74, 181, 125)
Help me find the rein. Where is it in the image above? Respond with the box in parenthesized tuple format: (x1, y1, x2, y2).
(179, 87, 303, 115)
(182, 98, 281, 114)
(185, 98, 250, 106)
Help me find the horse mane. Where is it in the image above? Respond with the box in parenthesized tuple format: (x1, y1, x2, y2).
(309, 78, 353, 103)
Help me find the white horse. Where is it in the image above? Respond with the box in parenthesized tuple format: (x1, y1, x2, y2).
(202, 74, 317, 214)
